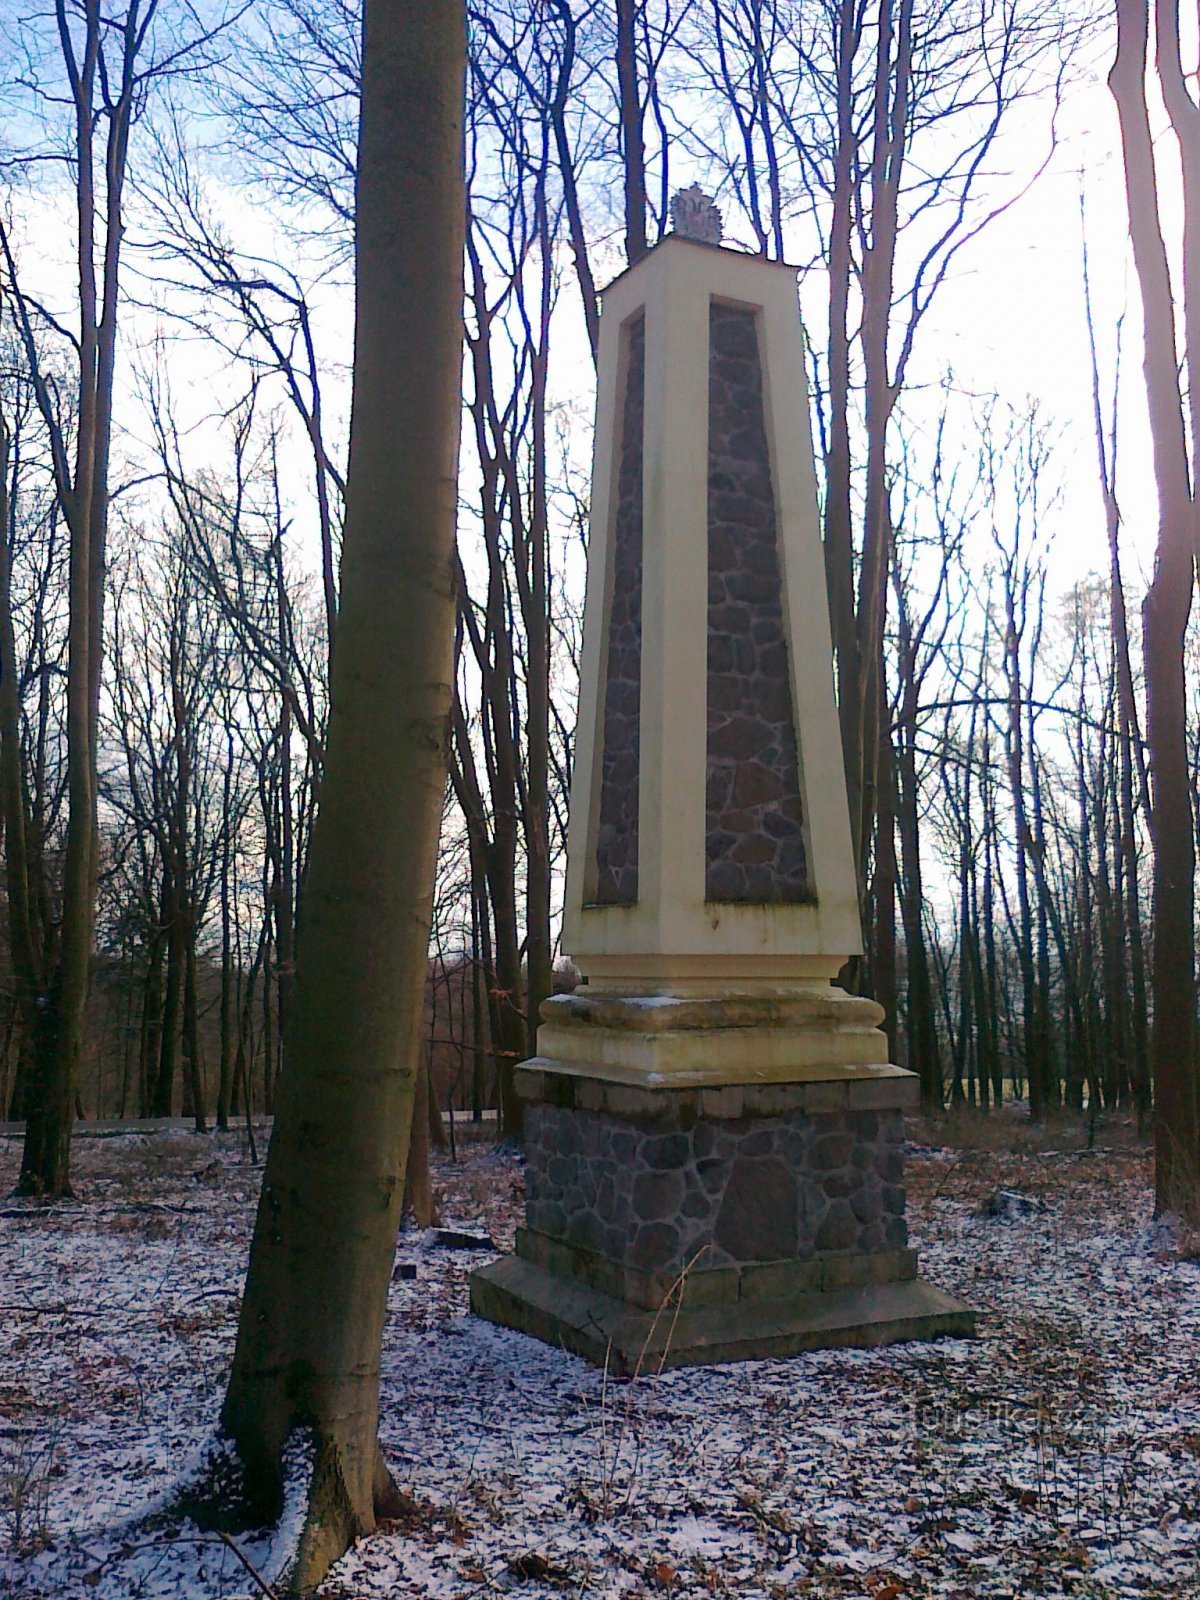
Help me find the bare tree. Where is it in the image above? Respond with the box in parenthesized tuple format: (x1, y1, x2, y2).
(201, 3, 467, 1588)
(1, 0, 228, 1192)
(1110, 0, 1200, 1213)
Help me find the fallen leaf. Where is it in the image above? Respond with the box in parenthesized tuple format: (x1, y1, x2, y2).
(508, 1551, 569, 1581)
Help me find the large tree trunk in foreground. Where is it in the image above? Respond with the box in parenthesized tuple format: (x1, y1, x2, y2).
(210, 2, 466, 1590)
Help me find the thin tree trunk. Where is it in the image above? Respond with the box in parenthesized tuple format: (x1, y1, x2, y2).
(547, 0, 599, 361)
(523, 182, 554, 1061)
(872, 725, 898, 1059)
(615, 0, 647, 264)
(402, 1050, 438, 1228)
(139, 930, 165, 1118)
(15, 0, 140, 1194)
(183, 932, 206, 1133)
(824, 0, 861, 858)
(218, 741, 235, 1130)
(0, 411, 46, 1114)
(1110, 0, 1200, 1211)
(155, 871, 182, 1116)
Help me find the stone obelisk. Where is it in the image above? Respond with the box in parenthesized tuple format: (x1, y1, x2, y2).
(470, 191, 973, 1370)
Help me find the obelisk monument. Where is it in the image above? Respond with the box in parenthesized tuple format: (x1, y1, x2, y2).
(471, 190, 973, 1369)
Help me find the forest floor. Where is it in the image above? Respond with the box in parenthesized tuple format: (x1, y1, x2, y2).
(0, 1111, 1198, 1600)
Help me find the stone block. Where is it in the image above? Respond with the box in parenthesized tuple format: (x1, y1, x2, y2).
(739, 1257, 823, 1301)
(819, 1248, 916, 1290)
(800, 1080, 848, 1113)
(516, 1069, 546, 1103)
(602, 1085, 664, 1121)
(744, 1083, 810, 1116)
(676, 1266, 740, 1307)
(810, 1132, 855, 1170)
(714, 1156, 798, 1259)
(575, 1077, 607, 1111)
(644, 1132, 692, 1169)
(633, 1169, 685, 1221)
(545, 1073, 578, 1109)
(884, 1217, 909, 1250)
(470, 1256, 975, 1375)
(846, 1075, 918, 1111)
(700, 1085, 744, 1118)
(631, 1221, 679, 1271)
(814, 1200, 858, 1252)
(624, 1263, 739, 1312)
(693, 1122, 717, 1158)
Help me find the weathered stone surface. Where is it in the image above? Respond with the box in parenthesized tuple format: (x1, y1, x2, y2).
(524, 1100, 906, 1274)
(515, 1227, 920, 1313)
(594, 313, 645, 905)
(810, 1132, 855, 1170)
(714, 1155, 798, 1259)
(470, 1255, 976, 1374)
(814, 1200, 858, 1252)
(631, 1221, 679, 1271)
(644, 1132, 692, 1169)
(705, 303, 808, 904)
(633, 1169, 685, 1221)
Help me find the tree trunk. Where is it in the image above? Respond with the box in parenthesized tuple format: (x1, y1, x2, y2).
(1110, 0, 1200, 1212)
(0, 410, 47, 1120)
(13, 0, 140, 1194)
(402, 1054, 439, 1229)
(523, 183, 554, 1059)
(139, 931, 165, 1118)
(218, 746, 235, 1130)
(154, 871, 183, 1117)
(823, 0, 861, 859)
(872, 727, 898, 1060)
(209, 3, 466, 1588)
(615, 0, 647, 264)
(894, 690, 940, 1105)
(183, 930, 207, 1133)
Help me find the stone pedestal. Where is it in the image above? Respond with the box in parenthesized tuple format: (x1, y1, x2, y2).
(470, 222, 973, 1368)
(471, 993, 973, 1371)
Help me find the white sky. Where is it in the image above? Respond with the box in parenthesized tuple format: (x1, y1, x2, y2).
(897, 69, 1158, 595)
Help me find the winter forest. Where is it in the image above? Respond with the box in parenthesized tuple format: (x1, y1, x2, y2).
(2, 0, 1200, 1594)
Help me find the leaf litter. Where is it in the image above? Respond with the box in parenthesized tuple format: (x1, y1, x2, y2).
(0, 1120, 1196, 1598)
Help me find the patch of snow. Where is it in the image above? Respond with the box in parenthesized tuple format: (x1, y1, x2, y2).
(1, 1129, 1199, 1597)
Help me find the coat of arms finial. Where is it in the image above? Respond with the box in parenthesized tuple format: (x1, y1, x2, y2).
(670, 184, 722, 245)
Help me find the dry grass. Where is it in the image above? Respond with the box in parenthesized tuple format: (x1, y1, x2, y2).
(907, 1104, 1149, 1157)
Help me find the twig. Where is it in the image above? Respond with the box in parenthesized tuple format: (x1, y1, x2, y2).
(931, 1150, 977, 1199)
(218, 1531, 279, 1598)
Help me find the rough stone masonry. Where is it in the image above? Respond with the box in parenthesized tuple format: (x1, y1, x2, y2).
(524, 1101, 907, 1275)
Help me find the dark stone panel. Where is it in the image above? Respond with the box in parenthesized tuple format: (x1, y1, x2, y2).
(522, 1102, 907, 1275)
(594, 314, 646, 905)
(714, 1156, 798, 1259)
(705, 302, 809, 903)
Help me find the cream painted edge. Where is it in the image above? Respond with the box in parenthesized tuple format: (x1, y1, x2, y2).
(564, 239, 863, 973)
(517, 1052, 917, 1090)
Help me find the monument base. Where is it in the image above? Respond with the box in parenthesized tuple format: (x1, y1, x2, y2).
(471, 1250, 972, 1374)
(469, 990, 974, 1370)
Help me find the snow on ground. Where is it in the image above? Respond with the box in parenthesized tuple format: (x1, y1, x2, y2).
(1, 1118, 1198, 1598)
